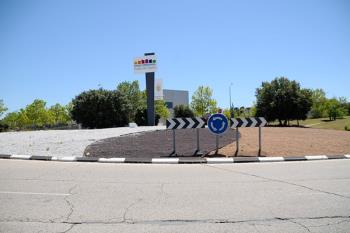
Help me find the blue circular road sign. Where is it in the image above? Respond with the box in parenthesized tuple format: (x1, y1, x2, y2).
(207, 113, 229, 135)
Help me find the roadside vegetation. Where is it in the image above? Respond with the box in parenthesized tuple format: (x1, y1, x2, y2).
(0, 99, 72, 132)
(1, 77, 349, 131)
(270, 116, 350, 131)
(0, 80, 170, 130)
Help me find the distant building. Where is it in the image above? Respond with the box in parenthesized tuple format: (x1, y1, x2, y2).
(163, 89, 189, 116)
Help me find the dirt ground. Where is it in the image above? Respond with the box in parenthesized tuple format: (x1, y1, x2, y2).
(85, 127, 350, 158)
(217, 127, 350, 157)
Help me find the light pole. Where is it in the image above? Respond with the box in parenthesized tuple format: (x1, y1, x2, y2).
(229, 83, 234, 118)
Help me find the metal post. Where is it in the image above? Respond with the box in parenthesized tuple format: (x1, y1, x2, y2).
(235, 127, 239, 156)
(258, 126, 262, 156)
(215, 135, 219, 154)
(194, 128, 204, 156)
(170, 130, 176, 156)
(229, 83, 233, 118)
(145, 52, 155, 126)
(197, 128, 200, 151)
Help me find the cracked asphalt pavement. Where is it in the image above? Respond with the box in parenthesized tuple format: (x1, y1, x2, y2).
(0, 160, 349, 232)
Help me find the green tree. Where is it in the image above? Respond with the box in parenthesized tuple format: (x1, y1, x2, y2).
(17, 109, 30, 128)
(174, 104, 195, 118)
(25, 99, 52, 127)
(250, 105, 257, 117)
(0, 99, 8, 118)
(71, 89, 128, 128)
(309, 89, 327, 118)
(137, 90, 169, 121)
(2, 112, 19, 129)
(294, 88, 313, 125)
(134, 109, 161, 126)
(223, 108, 231, 119)
(117, 81, 143, 122)
(3, 110, 30, 129)
(325, 98, 347, 120)
(191, 86, 217, 117)
(66, 102, 74, 119)
(338, 97, 349, 116)
(155, 100, 170, 119)
(255, 77, 312, 125)
(48, 103, 71, 125)
(239, 106, 246, 117)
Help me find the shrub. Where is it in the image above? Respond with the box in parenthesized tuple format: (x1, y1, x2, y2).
(134, 109, 160, 126)
(174, 104, 195, 118)
(0, 122, 9, 132)
(71, 89, 128, 128)
(345, 125, 350, 131)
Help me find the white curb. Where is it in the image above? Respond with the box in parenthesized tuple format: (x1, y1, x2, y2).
(10, 154, 31, 160)
(151, 158, 179, 164)
(98, 158, 126, 163)
(56, 156, 77, 162)
(258, 157, 285, 162)
(206, 158, 234, 163)
(2, 154, 349, 164)
(305, 155, 328, 160)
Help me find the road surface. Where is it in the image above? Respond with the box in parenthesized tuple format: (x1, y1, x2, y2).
(0, 159, 349, 232)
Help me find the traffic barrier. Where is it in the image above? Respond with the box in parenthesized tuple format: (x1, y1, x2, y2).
(230, 117, 267, 156)
(166, 117, 206, 156)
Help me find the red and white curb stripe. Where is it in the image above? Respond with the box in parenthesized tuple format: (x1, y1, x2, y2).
(0, 154, 349, 164)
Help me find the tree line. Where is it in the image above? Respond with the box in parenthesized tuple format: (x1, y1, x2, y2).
(178, 77, 349, 126)
(255, 77, 349, 125)
(1, 77, 349, 131)
(0, 81, 170, 131)
(0, 99, 71, 131)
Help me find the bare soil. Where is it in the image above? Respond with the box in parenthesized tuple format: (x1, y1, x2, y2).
(217, 127, 350, 157)
(85, 127, 350, 158)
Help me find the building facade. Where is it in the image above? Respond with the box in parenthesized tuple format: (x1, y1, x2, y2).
(163, 89, 189, 117)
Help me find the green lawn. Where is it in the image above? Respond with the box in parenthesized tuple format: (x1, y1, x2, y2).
(270, 116, 350, 131)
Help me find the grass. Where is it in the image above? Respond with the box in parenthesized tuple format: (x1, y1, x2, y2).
(270, 116, 350, 131)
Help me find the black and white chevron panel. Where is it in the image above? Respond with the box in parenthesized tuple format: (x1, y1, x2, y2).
(166, 117, 206, 129)
(230, 117, 267, 128)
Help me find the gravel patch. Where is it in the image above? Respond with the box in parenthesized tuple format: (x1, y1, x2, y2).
(84, 128, 237, 158)
(0, 126, 164, 158)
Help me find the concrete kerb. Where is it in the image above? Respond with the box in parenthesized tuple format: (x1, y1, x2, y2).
(0, 154, 349, 164)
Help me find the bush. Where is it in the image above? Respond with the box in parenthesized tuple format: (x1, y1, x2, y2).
(71, 89, 128, 128)
(0, 122, 9, 132)
(345, 125, 350, 131)
(134, 109, 160, 126)
(174, 104, 195, 118)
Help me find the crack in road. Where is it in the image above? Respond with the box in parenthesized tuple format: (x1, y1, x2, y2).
(49, 184, 78, 227)
(65, 186, 76, 221)
(2, 215, 349, 226)
(159, 183, 169, 197)
(3, 176, 350, 183)
(122, 198, 144, 223)
(306, 218, 350, 228)
(60, 223, 77, 233)
(203, 164, 350, 200)
(278, 218, 311, 232)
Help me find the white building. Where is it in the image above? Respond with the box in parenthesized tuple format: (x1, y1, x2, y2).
(163, 89, 189, 117)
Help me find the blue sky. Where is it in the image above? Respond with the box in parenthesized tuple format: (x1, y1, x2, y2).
(1, 0, 350, 113)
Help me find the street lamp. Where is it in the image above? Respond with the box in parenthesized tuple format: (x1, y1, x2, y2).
(229, 83, 234, 118)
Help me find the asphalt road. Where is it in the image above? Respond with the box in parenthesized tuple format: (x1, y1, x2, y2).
(0, 159, 349, 233)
